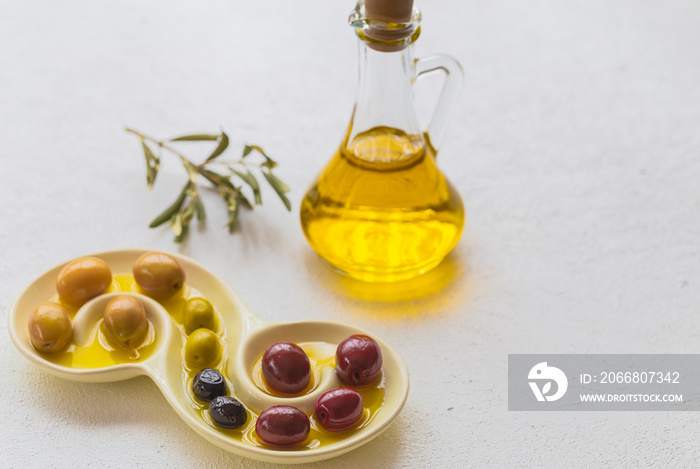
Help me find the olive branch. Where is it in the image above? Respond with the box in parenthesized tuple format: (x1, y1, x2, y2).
(126, 128, 291, 242)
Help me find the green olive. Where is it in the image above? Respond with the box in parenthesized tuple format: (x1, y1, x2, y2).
(103, 295, 148, 345)
(56, 257, 112, 307)
(183, 297, 217, 334)
(133, 252, 185, 300)
(28, 302, 73, 353)
(184, 328, 222, 369)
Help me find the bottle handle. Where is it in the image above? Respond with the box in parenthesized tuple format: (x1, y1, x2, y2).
(415, 54, 464, 152)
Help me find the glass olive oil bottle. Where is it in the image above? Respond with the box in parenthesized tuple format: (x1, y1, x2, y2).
(301, 0, 464, 282)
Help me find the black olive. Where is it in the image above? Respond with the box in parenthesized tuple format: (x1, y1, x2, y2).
(209, 396, 247, 429)
(193, 368, 228, 402)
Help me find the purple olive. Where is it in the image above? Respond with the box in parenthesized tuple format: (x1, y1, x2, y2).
(335, 335, 383, 386)
(314, 388, 363, 431)
(209, 396, 247, 429)
(192, 368, 228, 402)
(262, 342, 311, 395)
(256, 405, 310, 447)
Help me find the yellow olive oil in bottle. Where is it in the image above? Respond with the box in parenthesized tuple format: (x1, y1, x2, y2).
(301, 0, 464, 282)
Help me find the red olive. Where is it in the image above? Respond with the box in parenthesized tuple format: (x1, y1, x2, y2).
(262, 342, 311, 395)
(335, 334, 383, 386)
(314, 388, 363, 431)
(256, 405, 310, 447)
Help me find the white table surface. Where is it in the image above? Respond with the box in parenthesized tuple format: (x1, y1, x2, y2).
(2, 0, 700, 467)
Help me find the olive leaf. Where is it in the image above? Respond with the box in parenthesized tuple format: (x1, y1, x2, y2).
(127, 127, 291, 242)
(205, 132, 229, 162)
(263, 171, 290, 193)
(263, 170, 291, 211)
(174, 223, 189, 243)
(181, 201, 196, 225)
(230, 168, 262, 205)
(225, 195, 239, 232)
(141, 139, 160, 190)
(201, 169, 235, 191)
(235, 187, 253, 209)
(149, 182, 191, 228)
(193, 193, 206, 221)
(243, 144, 278, 169)
(170, 211, 183, 237)
(169, 134, 219, 141)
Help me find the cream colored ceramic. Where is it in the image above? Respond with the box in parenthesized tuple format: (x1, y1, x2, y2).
(7, 249, 409, 464)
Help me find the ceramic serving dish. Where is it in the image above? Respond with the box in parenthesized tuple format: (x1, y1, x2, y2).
(8, 249, 409, 464)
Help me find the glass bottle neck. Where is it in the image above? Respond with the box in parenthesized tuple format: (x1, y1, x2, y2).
(345, 41, 425, 165)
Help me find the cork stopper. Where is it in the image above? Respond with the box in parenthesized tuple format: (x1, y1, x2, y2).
(358, 0, 418, 52)
(365, 0, 413, 23)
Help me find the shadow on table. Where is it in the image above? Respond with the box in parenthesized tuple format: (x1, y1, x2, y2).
(26, 371, 171, 426)
(22, 369, 217, 462)
(302, 248, 476, 321)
